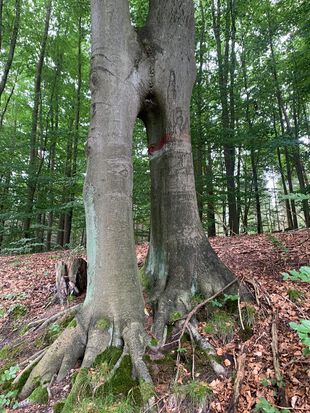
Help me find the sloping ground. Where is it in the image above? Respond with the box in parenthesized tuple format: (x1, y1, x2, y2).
(0, 230, 309, 412)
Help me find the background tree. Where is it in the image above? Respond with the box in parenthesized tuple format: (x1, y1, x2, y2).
(0, 0, 309, 252)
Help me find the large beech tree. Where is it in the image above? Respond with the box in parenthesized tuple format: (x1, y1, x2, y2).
(20, 0, 246, 399)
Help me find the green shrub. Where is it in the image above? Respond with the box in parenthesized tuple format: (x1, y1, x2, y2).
(8, 303, 27, 319)
(287, 288, 304, 303)
(204, 309, 235, 343)
(173, 380, 213, 405)
(0, 306, 5, 318)
(289, 319, 310, 355)
(254, 397, 289, 413)
(282, 266, 310, 282)
(0, 365, 19, 410)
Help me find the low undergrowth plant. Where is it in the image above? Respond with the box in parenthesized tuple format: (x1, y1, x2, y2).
(287, 288, 304, 303)
(7, 303, 27, 320)
(267, 234, 289, 253)
(282, 266, 310, 355)
(173, 380, 213, 410)
(254, 397, 289, 413)
(0, 365, 20, 411)
(289, 319, 310, 355)
(203, 309, 235, 344)
(282, 266, 310, 282)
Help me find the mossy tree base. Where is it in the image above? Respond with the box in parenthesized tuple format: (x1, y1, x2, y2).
(18, 311, 153, 410)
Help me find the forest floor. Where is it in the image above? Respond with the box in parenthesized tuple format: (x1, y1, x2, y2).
(0, 229, 309, 412)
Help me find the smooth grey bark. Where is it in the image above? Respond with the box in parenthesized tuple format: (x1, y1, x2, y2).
(142, 0, 245, 340)
(21, 0, 246, 398)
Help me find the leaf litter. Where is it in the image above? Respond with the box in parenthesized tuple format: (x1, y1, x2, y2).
(0, 229, 309, 412)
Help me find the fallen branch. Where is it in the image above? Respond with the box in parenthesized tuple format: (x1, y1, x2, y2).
(28, 304, 80, 331)
(281, 294, 308, 319)
(244, 279, 260, 306)
(271, 311, 288, 407)
(180, 279, 238, 340)
(46, 373, 56, 400)
(238, 290, 245, 330)
(227, 349, 246, 413)
(18, 348, 46, 368)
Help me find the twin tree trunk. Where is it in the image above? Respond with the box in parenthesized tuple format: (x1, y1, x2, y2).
(20, 0, 244, 399)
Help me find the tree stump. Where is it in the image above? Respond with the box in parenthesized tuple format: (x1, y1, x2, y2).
(55, 258, 87, 305)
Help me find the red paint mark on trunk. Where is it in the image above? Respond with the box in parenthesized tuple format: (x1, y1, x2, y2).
(148, 134, 171, 156)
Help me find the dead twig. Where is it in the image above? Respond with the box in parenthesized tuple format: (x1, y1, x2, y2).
(271, 311, 288, 407)
(174, 281, 238, 379)
(227, 348, 246, 413)
(28, 304, 80, 331)
(187, 323, 225, 376)
(244, 278, 260, 306)
(281, 294, 308, 319)
(237, 290, 245, 330)
(180, 279, 238, 340)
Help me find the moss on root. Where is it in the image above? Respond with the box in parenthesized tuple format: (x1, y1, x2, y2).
(28, 385, 48, 404)
(53, 401, 65, 413)
(95, 318, 110, 331)
(138, 266, 151, 292)
(61, 368, 90, 413)
(13, 366, 32, 394)
(67, 318, 77, 328)
(59, 347, 144, 413)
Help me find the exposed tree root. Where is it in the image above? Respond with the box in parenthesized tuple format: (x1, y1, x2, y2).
(187, 322, 226, 376)
(13, 349, 47, 390)
(19, 311, 152, 409)
(27, 304, 80, 331)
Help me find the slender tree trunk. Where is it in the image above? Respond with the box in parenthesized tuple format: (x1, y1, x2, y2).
(268, 12, 298, 230)
(250, 150, 263, 233)
(24, 0, 52, 238)
(206, 144, 216, 236)
(241, 42, 263, 234)
(283, 147, 298, 228)
(0, 0, 3, 51)
(0, 82, 15, 126)
(46, 54, 62, 250)
(63, 16, 83, 245)
(0, 0, 21, 101)
(292, 95, 310, 226)
(277, 147, 293, 229)
(193, 0, 206, 222)
(0, 118, 17, 248)
(211, 0, 238, 235)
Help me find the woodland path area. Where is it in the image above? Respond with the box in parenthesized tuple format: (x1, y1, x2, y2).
(0, 230, 309, 413)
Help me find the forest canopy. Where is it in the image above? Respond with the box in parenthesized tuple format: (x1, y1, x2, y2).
(0, 0, 309, 254)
